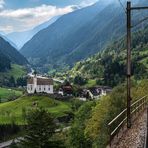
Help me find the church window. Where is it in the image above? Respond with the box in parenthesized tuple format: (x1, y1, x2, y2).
(30, 85, 32, 90)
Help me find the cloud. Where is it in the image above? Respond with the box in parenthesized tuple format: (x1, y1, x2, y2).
(80, 0, 98, 7)
(0, 4, 74, 19)
(0, 25, 13, 32)
(0, 4, 74, 33)
(0, 0, 5, 9)
(0, 0, 100, 33)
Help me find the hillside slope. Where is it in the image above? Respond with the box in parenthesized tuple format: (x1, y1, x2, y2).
(0, 36, 28, 86)
(0, 95, 71, 124)
(0, 33, 17, 49)
(0, 37, 28, 66)
(0, 64, 27, 86)
(68, 26, 148, 87)
(0, 51, 11, 72)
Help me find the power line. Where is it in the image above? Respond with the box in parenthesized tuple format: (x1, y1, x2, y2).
(131, 16, 148, 28)
(118, 0, 126, 14)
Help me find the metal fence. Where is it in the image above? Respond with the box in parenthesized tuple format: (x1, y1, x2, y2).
(108, 95, 148, 146)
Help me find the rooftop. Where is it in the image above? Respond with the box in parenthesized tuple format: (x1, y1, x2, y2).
(27, 76, 53, 85)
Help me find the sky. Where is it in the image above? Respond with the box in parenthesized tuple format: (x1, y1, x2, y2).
(0, 0, 99, 34)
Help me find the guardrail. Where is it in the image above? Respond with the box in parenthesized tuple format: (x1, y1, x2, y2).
(108, 95, 147, 147)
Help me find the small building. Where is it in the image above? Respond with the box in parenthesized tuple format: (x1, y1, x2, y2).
(80, 86, 112, 100)
(58, 88, 64, 96)
(58, 82, 73, 96)
(27, 75, 53, 94)
(89, 86, 112, 99)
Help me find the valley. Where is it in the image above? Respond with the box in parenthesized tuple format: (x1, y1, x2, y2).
(0, 0, 147, 147)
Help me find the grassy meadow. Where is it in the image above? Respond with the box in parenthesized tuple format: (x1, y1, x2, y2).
(0, 95, 72, 125)
(0, 87, 23, 103)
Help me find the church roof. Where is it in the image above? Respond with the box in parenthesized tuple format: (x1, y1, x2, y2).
(37, 78, 53, 85)
(27, 76, 53, 85)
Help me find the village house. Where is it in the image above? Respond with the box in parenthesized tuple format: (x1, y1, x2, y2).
(89, 86, 112, 99)
(58, 82, 73, 96)
(80, 86, 112, 100)
(27, 74, 54, 94)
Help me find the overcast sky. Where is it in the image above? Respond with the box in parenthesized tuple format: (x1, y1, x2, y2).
(0, 0, 99, 33)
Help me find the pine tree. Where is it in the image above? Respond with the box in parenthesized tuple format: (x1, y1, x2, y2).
(20, 108, 60, 148)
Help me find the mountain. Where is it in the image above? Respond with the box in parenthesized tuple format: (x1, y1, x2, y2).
(6, 16, 60, 49)
(0, 36, 28, 86)
(0, 31, 17, 49)
(0, 34, 17, 49)
(0, 50, 11, 72)
(0, 36, 28, 67)
(68, 26, 148, 87)
(20, 0, 147, 73)
(20, 1, 111, 70)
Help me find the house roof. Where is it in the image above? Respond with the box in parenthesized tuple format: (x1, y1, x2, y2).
(37, 78, 53, 85)
(27, 76, 53, 85)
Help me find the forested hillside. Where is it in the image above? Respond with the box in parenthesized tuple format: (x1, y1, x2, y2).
(68, 26, 148, 87)
(0, 36, 28, 87)
(0, 37, 28, 66)
(0, 51, 11, 72)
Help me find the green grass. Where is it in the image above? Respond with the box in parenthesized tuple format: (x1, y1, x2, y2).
(0, 95, 72, 125)
(0, 87, 23, 103)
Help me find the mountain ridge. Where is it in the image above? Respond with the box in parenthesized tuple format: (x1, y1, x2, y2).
(6, 16, 60, 49)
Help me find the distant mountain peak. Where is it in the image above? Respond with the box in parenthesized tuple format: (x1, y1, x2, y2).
(5, 15, 61, 50)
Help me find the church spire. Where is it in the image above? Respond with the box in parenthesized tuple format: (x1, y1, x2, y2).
(33, 69, 37, 77)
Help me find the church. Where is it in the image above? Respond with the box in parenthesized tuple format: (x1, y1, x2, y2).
(27, 74, 54, 94)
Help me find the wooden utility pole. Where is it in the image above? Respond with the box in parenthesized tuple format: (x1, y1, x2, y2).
(126, 1, 131, 128)
(126, 1, 148, 128)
